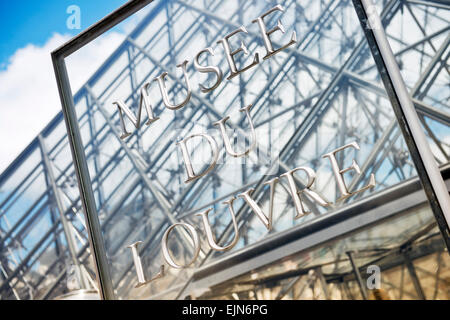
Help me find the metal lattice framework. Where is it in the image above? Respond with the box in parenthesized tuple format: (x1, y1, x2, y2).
(0, 0, 449, 300)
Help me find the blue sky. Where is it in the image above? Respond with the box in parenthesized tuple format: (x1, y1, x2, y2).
(0, 0, 136, 172)
(0, 0, 127, 68)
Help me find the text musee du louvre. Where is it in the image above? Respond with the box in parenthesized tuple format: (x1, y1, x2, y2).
(110, 4, 376, 288)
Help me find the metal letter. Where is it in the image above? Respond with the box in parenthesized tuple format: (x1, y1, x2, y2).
(280, 166, 331, 218)
(195, 197, 239, 251)
(161, 223, 200, 269)
(252, 4, 297, 60)
(238, 178, 278, 230)
(322, 141, 376, 201)
(213, 104, 257, 157)
(193, 47, 223, 93)
(177, 133, 219, 183)
(154, 59, 192, 110)
(127, 241, 165, 288)
(217, 26, 260, 80)
(113, 82, 160, 139)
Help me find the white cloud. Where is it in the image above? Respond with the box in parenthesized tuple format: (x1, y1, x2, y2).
(0, 31, 125, 173)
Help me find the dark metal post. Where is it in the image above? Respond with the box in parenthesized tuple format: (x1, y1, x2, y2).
(51, 56, 115, 300)
(346, 251, 368, 299)
(315, 267, 330, 300)
(351, 0, 450, 252)
(403, 251, 426, 300)
(38, 135, 88, 290)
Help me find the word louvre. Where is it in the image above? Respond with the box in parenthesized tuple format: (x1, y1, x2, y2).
(127, 141, 375, 288)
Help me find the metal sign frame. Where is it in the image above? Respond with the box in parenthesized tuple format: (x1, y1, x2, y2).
(52, 0, 154, 301)
(352, 0, 450, 249)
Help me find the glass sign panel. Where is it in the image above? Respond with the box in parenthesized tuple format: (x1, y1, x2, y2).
(58, 0, 449, 300)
